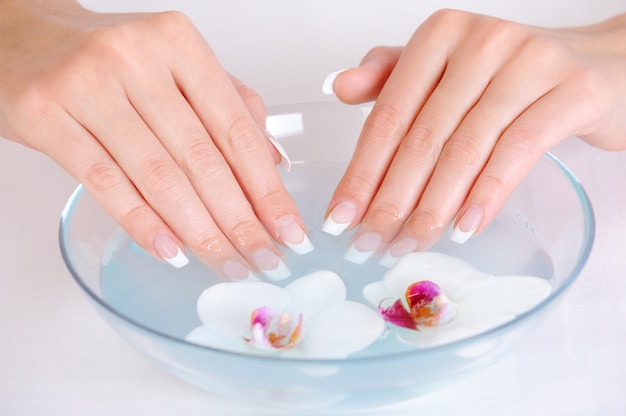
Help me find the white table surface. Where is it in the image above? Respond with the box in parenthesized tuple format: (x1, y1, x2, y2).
(2, 1, 625, 415)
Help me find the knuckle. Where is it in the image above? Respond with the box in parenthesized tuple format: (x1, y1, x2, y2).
(440, 132, 483, 170)
(366, 202, 409, 228)
(120, 204, 155, 238)
(181, 138, 223, 178)
(140, 156, 183, 196)
(152, 10, 194, 34)
(400, 124, 439, 163)
(363, 45, 395, 61)
(364, 102, 406, 139)
(229, 218, 264, 249)
(475, 173, 509, 201)
(237, 84, 265, 109)
(341, 167, 381, 199)
(500, 127, 543, 159)
(256, 183, 286, 207)
(193, 233, 228, 257)
(82, 160, 127, 194)
(224, 113, 265, 155)
(479, 16, 525, 42)
(408, 209, 447, 235)
(428, 8, 460, 24)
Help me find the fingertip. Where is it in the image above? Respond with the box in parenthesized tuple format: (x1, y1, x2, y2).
(264, 128, 292, 172)
(450, 204, 483, 244)
(153, 233, 190, 268)
(322, 68, 349, 95)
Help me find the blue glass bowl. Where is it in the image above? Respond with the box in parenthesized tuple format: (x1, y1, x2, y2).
(60, 102, 594, 410)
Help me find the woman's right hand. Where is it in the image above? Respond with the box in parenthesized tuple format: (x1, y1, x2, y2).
(0, 0, 311, 280)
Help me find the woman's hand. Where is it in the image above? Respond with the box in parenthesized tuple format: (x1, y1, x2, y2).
(0, 0, 312, 280)
(322, 9, 626, 266)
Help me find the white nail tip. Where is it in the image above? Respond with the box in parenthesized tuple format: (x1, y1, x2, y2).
(450, 227, 474, 244)
(322, 69, 347, 95)
(163, 247, 189, 268)
(284, 235, 314, 255)
(261, 260, 291, 281)
(344, 245, 375, 264)
(266, 130, 292, 172)
(379, 251, 399, 268)
(321, 217, 351, 236)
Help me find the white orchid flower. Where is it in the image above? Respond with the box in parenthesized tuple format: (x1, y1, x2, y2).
(363, 252, 552, 348)
(186, 270, 385, 359)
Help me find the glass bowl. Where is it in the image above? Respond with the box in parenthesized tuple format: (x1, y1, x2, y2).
(59, 101, 594, 410)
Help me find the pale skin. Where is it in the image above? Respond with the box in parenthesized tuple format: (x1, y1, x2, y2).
(1, 3, 625, 275)
(0, 0, 306, 280)
(326, 9, 626, 264)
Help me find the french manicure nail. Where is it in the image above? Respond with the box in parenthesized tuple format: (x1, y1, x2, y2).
(379, 237, 418, 268)
(450, 205, 483, 244)
(344, 232, 382, 264)
(153, 234, 189, 268)
(277, 216, 314, 255)
(251, 248, 291, 281)
(322, 200, 358, 236)
(265, 128, 292, 172)
(322, 68, 348, 95)
(222, 259, 258, 281)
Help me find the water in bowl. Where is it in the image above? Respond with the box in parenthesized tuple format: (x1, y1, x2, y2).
(100, 163, 553, 357)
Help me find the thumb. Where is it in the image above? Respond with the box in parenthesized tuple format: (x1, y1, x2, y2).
(323, 46, 404, 104)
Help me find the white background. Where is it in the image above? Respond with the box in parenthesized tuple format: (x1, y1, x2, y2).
(1, 1, 626, 415)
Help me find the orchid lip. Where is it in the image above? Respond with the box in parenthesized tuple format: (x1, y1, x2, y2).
(244, 306, 304, 351)
(379, 280, 457, 330)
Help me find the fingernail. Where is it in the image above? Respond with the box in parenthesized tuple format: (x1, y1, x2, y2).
(221, 259, 258, 281)
(277, 216, 314, 255)
(344, 232, 382, 264)
(251, 248, 291, 281)
(264, 128, 292, 172)
(322, 200, 358, 236)
(322, 68, 348, 95)
(450, 205, 483, 244)
(379, 237, 418, 268)
(153, 234, 189, 268)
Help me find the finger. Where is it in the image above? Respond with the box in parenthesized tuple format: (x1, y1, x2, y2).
(347, 29, 512, 257)
(327, 46, 404, 104)
(228, 73, 289, 169)
(67, 84, 269, 279)
(34, 108, 192, 270)
(227, 73, 266, 126)
(165, 18, 306, 254)
(451, 84, 584, 242)
(123, 69, 299, 280)
(324, 19, 456, 238)
(380, 37, 563, 254)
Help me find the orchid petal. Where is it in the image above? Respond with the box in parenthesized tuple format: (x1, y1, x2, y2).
(395, 312, 515, 349)
(362, 281, 392, 306)
(297, 301, 385, 359)
(456, 275, 551, 316)
(395, 276, 550, 348)
(383, 252, 492, 301)
(197, 282, 290, 337)
(283, 270, 346, 318)
(185, 325, 265, 355)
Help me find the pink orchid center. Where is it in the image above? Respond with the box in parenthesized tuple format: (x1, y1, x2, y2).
(244, 306, 304, 350)
(379, 280, 456, 330)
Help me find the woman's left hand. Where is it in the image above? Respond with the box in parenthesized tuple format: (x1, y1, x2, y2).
(322, 9, 626, 265)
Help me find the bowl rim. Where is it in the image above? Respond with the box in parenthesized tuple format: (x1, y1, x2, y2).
(59, 109, 595, 365)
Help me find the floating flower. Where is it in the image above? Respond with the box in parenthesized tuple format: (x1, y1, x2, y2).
(379, 280, 457, 330)
(363, 252, 552, 348)
(186, 270, 385, 359)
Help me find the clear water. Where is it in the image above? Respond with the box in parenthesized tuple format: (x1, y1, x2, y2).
(100, 163, 554, 357)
